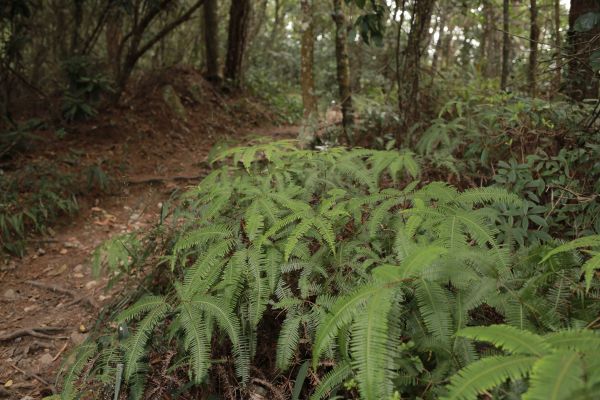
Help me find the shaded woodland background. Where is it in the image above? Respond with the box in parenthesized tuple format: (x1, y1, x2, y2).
(1, 1, 600, 400)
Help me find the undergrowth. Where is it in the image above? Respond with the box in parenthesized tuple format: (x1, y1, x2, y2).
(0, 157, 113, 257)
(60, 140, 600, 400)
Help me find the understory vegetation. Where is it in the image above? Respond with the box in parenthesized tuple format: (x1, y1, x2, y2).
(2, 0, 600, 399)
(61, 139, 600, 400)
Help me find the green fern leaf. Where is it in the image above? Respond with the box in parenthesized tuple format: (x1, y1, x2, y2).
(178, 301, 210, 383)
(351, 288, 394, 400)
(276, 314, 302, 370)
(190, 294, 240, 346)
(524, 350, 584, 400)
(456, 325, 550, 356)
(61, 343, 98, 400)
(415, 279, 453, 345)
(312, 284, 380, 368)
(443, 355, 536, 400)
(116, 295, 167, 323)
(543, 330, 600, 353)
(310, 361, 353, 400)
(124, 300, 169, 381)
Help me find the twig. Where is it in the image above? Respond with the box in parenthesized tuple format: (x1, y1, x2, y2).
(26, 280, 76, 296)
(128, 174, 204, 185)
(25, 280, 99, 309)
(9, 362, 55, 393)
(0, 326, 67, 341)
(52, 340, 69, 361)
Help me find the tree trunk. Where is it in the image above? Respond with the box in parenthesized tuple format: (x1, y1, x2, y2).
(528, 0, 539, 96)
(224, 0, 251, 88)
(501, 0, 510, 91)
(566, 0, 600, 100)
(553, 0, 562, 92)
(400, 0, 435, 128)
(527, 0, 539, 96)
(395, 0, 407, 114)
(332, 0, 354, 144)
(300, 0, 317, 120)
(432, 4, 448, 73)
(70, 0, 84, 54)
(204, 0, 220, 81)
(105, 7, 123, 81)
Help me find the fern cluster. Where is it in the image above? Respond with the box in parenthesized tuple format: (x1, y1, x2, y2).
(61, 141, 600, 400)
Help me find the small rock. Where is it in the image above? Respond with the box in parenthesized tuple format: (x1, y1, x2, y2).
(48, 264, 68, 277)
(0, 261, 17, 272)
(38, 353, 54, 365)
(59, 248, 68, 255)
(73, 272, 84, 279)
(21, 396, 35, 400)
(85, 280, 98, 290)
(3, 289, 17, 301)
(36, 248, 46, 256)
(73, 264, 84, 273)
(79, 324, 87, 333)
(70, 331, 88, 346)
(99, 294, 112, 301)
(4, 379, 12, 388)
(23, 305, 38, 313)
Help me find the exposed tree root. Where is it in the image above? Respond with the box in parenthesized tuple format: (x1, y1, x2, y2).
(0, 326, 66, 341)
(25, 280, 99, 309)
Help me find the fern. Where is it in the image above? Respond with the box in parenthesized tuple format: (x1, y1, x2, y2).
(60, 142, 600, 399)
(443, 355, 537, 400)
(310, 361, 353, 400)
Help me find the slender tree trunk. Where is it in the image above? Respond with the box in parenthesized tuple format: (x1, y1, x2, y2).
(480, 0, 494, 77)
(501, 0, 510, 91)
(395, 0, 407, 115)
(204, 0, 220, 81)
(400, 0, 435, 127)
(566, 0, 600, 100)
(106, 8, 123, 81)
(432, 6, 448, 73)
(300, 0, 317, 120)
(553, 0, 562, 92)
(332, 0, 354, 144)
(528, 0, 539, 96)
(70, 0, 84, 54)
(225, 0, 251, 88)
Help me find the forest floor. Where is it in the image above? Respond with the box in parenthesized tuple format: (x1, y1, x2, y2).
(0, 69, 301, 399)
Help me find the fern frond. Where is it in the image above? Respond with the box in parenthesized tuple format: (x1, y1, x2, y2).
(310, 361, 353, 400)
(173, 224, 233, 255)
(61, 343, 98, 400)
(524, 350, 584, 400)
(284, 218, 314, 261)
(455, 187, 521, 207)
(276, 314, 302, 370)
(543, 329, 600, 352)
(116, 295, 167, 323)
(541, 235, 600, 262)
(351, 289, 394, 400)
(443, 355, 536, 400)
(456, 325, 550, 356)
(415, 279, 453, 345)
(178, 301, 210, 383)
(247, 246, 271, 328)
(190, 294, 240, 346)
(124, 301, 169, 381)
(312, 284, 380, 367)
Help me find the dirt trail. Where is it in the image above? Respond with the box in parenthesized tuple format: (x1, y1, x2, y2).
(0, 120, 299, 399)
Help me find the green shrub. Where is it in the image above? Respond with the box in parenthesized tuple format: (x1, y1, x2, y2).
(61, 142, 599, 400)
